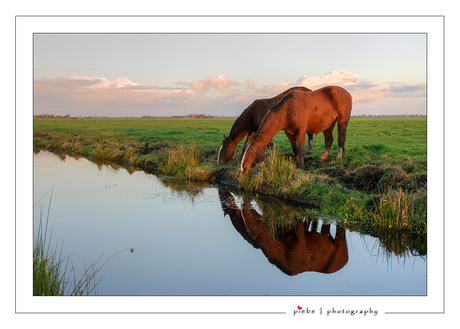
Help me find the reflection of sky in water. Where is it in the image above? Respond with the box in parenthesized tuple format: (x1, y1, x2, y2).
(33, 151, 426, 296)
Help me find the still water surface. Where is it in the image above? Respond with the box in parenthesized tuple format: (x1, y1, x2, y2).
(33, 151, 426, 296)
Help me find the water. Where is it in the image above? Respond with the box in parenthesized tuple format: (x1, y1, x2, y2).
(33, 151, 426, 296)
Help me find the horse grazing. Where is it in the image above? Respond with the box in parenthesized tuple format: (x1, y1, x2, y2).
(241, 86, 352, 173)
(217, 86, 313, 165)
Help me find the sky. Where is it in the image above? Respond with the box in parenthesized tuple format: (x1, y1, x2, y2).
(33, 33, 426, 117)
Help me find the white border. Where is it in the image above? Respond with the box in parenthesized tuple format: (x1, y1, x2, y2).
(16, 16, 444, 317)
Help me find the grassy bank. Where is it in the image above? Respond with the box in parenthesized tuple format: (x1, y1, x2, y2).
(33, 117, 427, 233)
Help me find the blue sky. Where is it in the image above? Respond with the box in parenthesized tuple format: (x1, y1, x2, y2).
(34, 33, 426, 117)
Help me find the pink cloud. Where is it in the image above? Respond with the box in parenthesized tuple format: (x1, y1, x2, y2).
(34, 75, 196, 116)
(259, 81, 295, 96)
(246, 78, 256, 90)
(33, 72, 426, 117)
(296, 70, 359, 89)
(184, 74, 241, 94)
(349, 86, 391, 103)
(348, 83, 426, 104)
(256, 71, 359, 97)
(227, 95, 254, 104)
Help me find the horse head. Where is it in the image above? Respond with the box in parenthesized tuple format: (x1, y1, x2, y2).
(217, 134, 234, 165)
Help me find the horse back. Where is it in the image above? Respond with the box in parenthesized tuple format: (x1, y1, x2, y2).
(318, 86, 352, 123)
(299, 86, 352, 121)
(279, 86, 351, 134)
(239, 86, 314, 133)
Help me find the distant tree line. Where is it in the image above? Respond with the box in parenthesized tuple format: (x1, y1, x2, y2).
(34, 113, 425, 119)
(34, 113, 71, 118)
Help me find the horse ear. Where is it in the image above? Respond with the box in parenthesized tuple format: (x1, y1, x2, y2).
(223, 134, 228, 141)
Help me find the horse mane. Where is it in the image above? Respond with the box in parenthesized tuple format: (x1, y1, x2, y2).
(269, 92, 295, 113)
(229, 100, 258, 132)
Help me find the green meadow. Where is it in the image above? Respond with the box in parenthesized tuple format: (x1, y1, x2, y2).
(33, 117, 427, 233)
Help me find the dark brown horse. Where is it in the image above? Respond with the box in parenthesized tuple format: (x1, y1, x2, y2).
(217, 86, 313, 165)
(241, 86, 352, 173)
(218, 190, 348, 275)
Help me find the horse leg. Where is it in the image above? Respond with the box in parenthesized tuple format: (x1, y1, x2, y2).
(320, 122, 335, 161)
(285, 133, 303, 168)
(292, 133, 306, 169)
(307, 134, 313, 154)
(298, 136, 306, 169)
(285, 133, 298, 159)
(337, 121, 348, 160)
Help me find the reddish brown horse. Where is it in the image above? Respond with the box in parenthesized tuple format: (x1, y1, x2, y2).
(241, 86, 352, 173)
(218, 190, 348, 275)
(217, 86, 313, 165)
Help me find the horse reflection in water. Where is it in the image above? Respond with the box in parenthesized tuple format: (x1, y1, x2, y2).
(219, 190, 348, 275)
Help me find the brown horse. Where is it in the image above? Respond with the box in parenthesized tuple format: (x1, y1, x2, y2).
(217, 86, 313, 165)
(218, 190, 348, 275)
(241, 86, 352, 173)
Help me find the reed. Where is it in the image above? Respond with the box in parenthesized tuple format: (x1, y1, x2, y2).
(92, 143, 122, 162)
(33, 196, 133, 296)
(236, 147, 295, 192)
(33, 204, 67, 296)
(157, 143, 212, 180)
(33, 195, 69, 296)
(236, 147, 328, 197)
(369, 188, 427, 233)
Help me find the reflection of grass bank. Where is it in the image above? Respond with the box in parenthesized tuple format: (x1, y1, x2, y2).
(221, 187, 426, 257)
(33, 117, 427, 234)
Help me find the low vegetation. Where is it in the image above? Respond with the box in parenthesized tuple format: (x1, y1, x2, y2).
(33, 117, 427, 234)
(34, 196, 133, 295)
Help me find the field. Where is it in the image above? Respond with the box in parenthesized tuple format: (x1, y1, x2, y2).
(33, 117, 427, 233)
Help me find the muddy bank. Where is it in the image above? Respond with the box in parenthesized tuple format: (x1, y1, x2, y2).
(316, 163, 427, 193)
(212, 153, 427, 195)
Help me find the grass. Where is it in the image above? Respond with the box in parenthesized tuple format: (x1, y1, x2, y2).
(34, 204, 67, 296)
(33, 194, 134, 296)
(369, 188, 427, 230)
(157, 143, 213, 180)
(33, 117, 427, 233)
(235, 147, 302, 193)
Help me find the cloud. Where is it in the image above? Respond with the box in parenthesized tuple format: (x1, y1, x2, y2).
(259, 81, 294, 95)
(246, 78, 255, 90)
(34, 75, 196, 116)
(227, 95, 254, 104)
(347, 82, 426, 103)
(90, 76, 141, 89)
(348, 85, 391, 103)
(178, 74, 241, 94)
(296, 70, 360, 89)
(388, 83, 426, 97)
(256, 70, 360, 97)
(33, 72, 426, 117)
